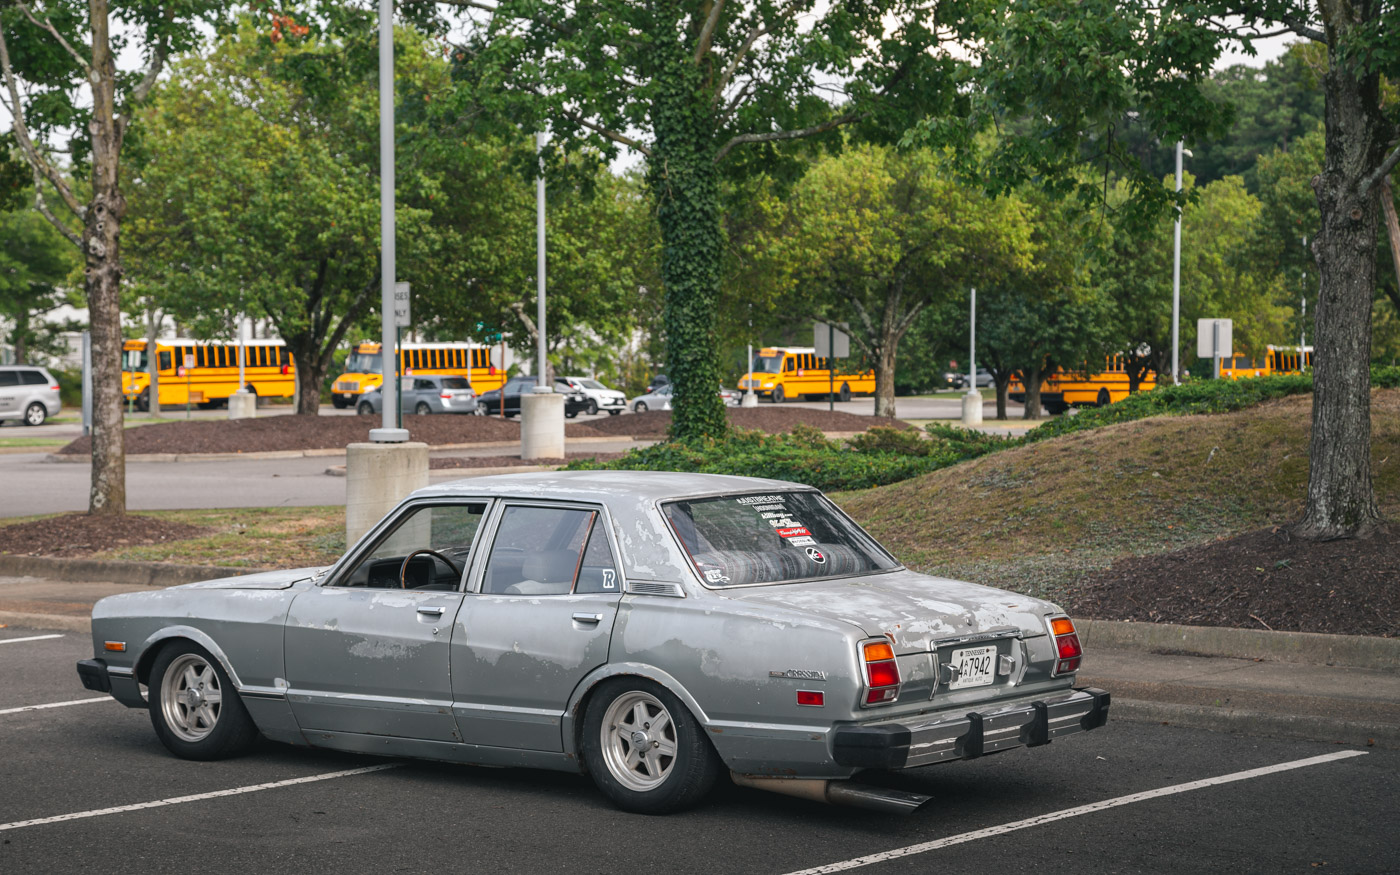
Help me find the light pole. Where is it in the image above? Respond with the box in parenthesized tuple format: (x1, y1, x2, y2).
(535, 131, 550, 392)
(520, 130, 565, 459)
(960, 287, 982, 425)
(369, 0, 406, 442)
(1171, 140, 1183, 386)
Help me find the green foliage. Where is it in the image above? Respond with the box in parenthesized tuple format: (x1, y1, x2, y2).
(0, 192, 80, 362)
(1373, 366, 1400, 389)
(846, 426, 932, 456)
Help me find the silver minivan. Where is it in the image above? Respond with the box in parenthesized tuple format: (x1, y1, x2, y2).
(0, 365, 62, 426)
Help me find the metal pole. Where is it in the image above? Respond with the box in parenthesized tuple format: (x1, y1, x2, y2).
(828, 323, 835, 412)
(81, 330, 92, 436)
(1212, 321, 1221, 380)
(536, 131, 549, 392)
(1171, 139, 1183, 386)
(237, 316, 246, 391)
(369, 0, 405, 442)
(969, 286, 976, 390)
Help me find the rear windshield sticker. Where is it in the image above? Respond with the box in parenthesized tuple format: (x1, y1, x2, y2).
(737, 495, 786, 505)
(805, 547, 826, 564)
(787, 535, 816, 547)
(749, 503, 786, 511)
(776, 527, 811, 539)
(703, 568, 731, 584)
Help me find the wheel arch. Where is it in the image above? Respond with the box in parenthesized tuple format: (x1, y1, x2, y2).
(563, 662, 711, 762)
(135, 626, 244, 691)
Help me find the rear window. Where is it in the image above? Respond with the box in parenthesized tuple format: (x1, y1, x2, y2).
(663, 492, 898, 587)
(441, 377, 471, 390)
(19, 370, 48, 385)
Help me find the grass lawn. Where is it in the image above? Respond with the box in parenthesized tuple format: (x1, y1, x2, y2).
(0, 437, 68, 448)
(835, 391, 1400, 604)
(0, 506, 346, 569)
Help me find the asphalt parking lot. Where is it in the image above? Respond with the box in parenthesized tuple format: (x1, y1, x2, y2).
(3, 626, 1394, 874)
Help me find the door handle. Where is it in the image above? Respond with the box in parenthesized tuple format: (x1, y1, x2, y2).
(572, 612, 603, 624)
(417, 606, 446, 617)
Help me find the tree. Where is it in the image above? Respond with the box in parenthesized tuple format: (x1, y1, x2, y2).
(1, 1, 216, 514)
(963, 1, 1399, 539)
(0, 190, 80, 364)
(442, 0, 964, 439)
(776, 145, 1033, 418)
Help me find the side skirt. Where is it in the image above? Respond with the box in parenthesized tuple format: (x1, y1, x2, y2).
(301, 729, 584, 774)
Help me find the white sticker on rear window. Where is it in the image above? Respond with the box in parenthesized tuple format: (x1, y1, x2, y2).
(787, 535, 816, 547)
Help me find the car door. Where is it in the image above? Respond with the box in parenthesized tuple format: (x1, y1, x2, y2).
(0, 371, 19, 415)
(283, 500, 490, 742)
(450, 502, 623, 752)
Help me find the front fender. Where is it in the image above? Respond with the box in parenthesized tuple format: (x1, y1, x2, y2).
(136, 625, 245, 689)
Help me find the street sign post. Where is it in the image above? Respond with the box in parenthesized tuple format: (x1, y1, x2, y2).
(1197, 318, 1233, 379)
(814, 322, 850, 412)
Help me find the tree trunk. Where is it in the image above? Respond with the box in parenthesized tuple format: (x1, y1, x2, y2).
(1380, 177, 1400, 317)
(291, 338, 324, 416)
(1020, 365, 1043, 419)
(873, 338, 898, 418)
(1297, 18, 1385, 539)
(13, 311, 28, 364)
(650, 44, 726, 441)
(994, 374, 1011, 420)
(84, 2, 125, 516)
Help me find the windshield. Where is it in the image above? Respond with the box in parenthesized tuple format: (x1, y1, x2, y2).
(581, 379, 607, 390)
(663, 492, 899, 587)
(346, 352, 382, 373)
(122, 350, 147, 371)
(751, 355, 782, 374)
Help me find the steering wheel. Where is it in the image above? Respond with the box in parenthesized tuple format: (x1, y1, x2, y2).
(399, 549, 462, 589)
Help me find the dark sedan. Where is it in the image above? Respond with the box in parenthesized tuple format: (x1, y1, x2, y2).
(476, 377, 591, 418)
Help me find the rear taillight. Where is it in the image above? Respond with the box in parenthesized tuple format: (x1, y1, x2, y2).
(861, 640, 901, 705)
(1049, 616, 1082, 675)
(441, 393, 452, 399)
(50, 385, 60, 391)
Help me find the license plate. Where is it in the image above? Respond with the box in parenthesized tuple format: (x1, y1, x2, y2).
(949, 645, 997, 690)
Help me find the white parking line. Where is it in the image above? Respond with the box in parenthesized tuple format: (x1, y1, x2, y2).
(0, 697, 113, 716)
(0, 763, 401, 832)
(782, 750, 1369, 875)
(0, 634, 64, 645)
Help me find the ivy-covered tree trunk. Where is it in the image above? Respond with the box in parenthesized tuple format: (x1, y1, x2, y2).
(1297, 26, 1386, 539)
(649, 49, 726, 441)
(85, 7, 126, 516)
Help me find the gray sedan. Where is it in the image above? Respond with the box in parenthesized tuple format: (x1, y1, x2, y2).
(78, 471, 1108, 815)
(356, 375, 478, 415)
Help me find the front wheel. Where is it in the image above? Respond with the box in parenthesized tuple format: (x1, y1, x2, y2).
(415, 401, 432, 416)
(771, 385, 786, 403)
(357, 401, 375, 416)
(586, 399, 598, 416)
(608, 409, 621, 416)
(148, 641, 258, 760)
(23, 402, 47, 426)
(331, 395, 348, 409)
(582, 679, 719, 814)
(634, 401, 648, 413)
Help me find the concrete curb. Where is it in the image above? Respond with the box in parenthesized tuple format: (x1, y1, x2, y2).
(326, 463, 559, 478)
(44, 435, 641, 464)
(1078, 618, 1399, 672)
(0, 555, 270, 587)
(0, 611, 91, 633)
(1111, 697, 1397, 749)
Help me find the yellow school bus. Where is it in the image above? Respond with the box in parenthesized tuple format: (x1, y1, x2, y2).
(122, 339, 296, 410)
(1218, 345, 1313, 379)
(1009, 355, 1157, 414)
(331, 341, 505, 408)
(738, 347, 876, 403)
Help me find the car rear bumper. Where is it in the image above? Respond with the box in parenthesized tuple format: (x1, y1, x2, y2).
(832, 687, 1110, 770)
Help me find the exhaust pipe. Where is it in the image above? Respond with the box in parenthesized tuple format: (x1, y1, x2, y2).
(730, 772, 931, 814)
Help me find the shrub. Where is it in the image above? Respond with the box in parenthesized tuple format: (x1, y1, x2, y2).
(847, 426, 932, 456)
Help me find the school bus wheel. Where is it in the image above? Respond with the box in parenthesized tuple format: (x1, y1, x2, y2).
(772, 385, 786, 403)
(838, 383, 851, 403)
(1096, 388, 1111, 407)
(332, 394, 349, 409)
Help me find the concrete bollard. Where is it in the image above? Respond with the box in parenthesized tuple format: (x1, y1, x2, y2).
(741, 390, 759, 408)
(961, 389, 984, 426)
(520, 391, 565, 460)
(228, 390, 257, 420)
(345, 441, 429, 547)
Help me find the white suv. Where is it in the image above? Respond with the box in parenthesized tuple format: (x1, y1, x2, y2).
(0, 365, 62, 426)
(558, 376, 627, 416)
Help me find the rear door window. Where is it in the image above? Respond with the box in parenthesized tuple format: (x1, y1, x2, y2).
(19, 371, 47, 385)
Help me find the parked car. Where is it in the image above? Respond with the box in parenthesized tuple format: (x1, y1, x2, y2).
(477, 377, 590, 418)
(947, 368, 995, 390)
(356, 375, 478, 416)
(0, 365, 61, 426)
(630, 384, 741, 413)
(647, 373, 670, 392)
(77, 471, 1107, 815)
(559, 376, 626, 416)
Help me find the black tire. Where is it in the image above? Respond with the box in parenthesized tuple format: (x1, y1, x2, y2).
(136, 389, 150, 413)
(23, 402, 47, 426)
(838, 383, 851, 403)
(566, 410, 578, 419)
(331, 395, 348, 409)
(1096, 388, 1111, 407)
(1044, 400, 1069, 415)
(634, 401, 648, 413)
(415, 401, 432, 416)
(147, 641, 258, 761)
(582, 678, 720, 815)
(586, 399, 598, 416)
(357, 401, 375, 416)
(772, 385, 786, 403)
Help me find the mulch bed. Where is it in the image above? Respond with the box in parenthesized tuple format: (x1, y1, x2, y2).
(58, 414, 610, 455)
(0, 513, 210, 558)
(1068, 526, 1399, 638)
(573, 407, 914, 439)
(429, 452, 627, 470)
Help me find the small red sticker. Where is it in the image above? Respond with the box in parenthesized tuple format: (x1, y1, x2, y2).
(776, 527, 811, 539)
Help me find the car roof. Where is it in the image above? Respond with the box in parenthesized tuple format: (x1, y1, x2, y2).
(417, 470, 813, 503)
(0, 364, 51, 370)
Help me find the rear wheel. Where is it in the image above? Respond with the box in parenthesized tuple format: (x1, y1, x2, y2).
(357, 400, 374, 416)
(582, 678, 719, 815)
(23, 402, 47, 426)
(838, 383, 851, 403)
(772, 385, 786, 403)
(1096, 388, 1111, 407)
(148, 641, 257, 760)
(415, 401, 432, 415)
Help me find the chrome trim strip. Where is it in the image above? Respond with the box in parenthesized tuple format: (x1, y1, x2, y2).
(931, 627, 1022, 648)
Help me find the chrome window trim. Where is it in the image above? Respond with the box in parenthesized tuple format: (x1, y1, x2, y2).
(322, 496, 496, 592)
(465, 498, 624, 598)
